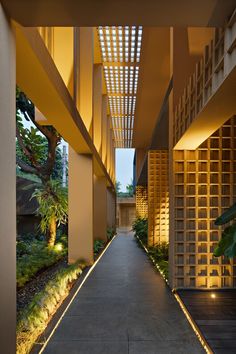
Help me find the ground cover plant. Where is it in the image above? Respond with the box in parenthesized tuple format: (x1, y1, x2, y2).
(17, 236, 67, 288)
(17, 261, 85, 354)
(132, 217, 169, 279)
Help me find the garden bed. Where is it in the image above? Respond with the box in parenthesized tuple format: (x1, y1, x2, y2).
(16, 231, 116, 354)
(17, 258, 68, 316)
(17, 261, 86, 354)
(132, 217, 169, 283)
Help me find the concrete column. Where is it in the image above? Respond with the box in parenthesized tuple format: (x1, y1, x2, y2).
(68, 147, 94, 264)
(77, 27, 93, 136)
(102, 96, 108, 165)
(0, 5, 16, 353)
(93, 176, 107, 241)
(93, 64, 103, 154)
(107, 187, 116, 230)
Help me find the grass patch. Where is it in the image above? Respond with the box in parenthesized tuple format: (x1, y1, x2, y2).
(17, 261, 85, 354)
(17, 237, 67, 288)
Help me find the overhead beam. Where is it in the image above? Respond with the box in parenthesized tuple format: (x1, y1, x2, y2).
(2, 0, 236, 27)
(15, 24, 114, 188)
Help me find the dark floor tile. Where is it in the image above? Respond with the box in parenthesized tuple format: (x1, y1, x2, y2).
(66, 298, 128, 316)
(43, 235, 203, 353)
(44, 341, 128, 354)
(128, 340, 205, 354)
(51, 314, 128, 341)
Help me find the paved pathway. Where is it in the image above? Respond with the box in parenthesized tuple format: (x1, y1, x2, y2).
(178, 289, 236, 353)
(44, 233, 204, 354)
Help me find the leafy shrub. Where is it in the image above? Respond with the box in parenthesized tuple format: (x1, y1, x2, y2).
(107, 227, 116, 240)
(214, 204, 236, 258)
(132, 217, 169, 280)
(94, 240, 105, 255)
(17, 238, 67, 288)
(148, 242, 169, 262)
(17, 261, 85, 354)
(132, 217, 148, 244)
(148, 242, 169, 279)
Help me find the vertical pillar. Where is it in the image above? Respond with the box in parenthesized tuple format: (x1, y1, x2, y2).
(136, 186, 148, 218)
(93, 176, 107, 241)
(107, 187, 116, 230)
(102, 96, 108, 165)
(77, 27, 93, 135)
(93, 64, 103, 153)
(147, 150, 169, 247)
(0, 5, 16, 353)
(68, 147, 94, 264)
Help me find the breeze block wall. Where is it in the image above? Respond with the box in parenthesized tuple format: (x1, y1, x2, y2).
(136, 185, 148, 219)
(148, 150, 169, 246)
(171, 116, 236, 289)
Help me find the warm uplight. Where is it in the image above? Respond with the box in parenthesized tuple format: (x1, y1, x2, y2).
(54, 243, 63, 252)
(211, 293, 216, 299)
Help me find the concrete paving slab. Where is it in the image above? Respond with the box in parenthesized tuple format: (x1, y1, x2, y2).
(43, 234, 204, 353)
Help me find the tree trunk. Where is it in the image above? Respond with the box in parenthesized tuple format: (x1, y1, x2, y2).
(47, 216, 57, 246)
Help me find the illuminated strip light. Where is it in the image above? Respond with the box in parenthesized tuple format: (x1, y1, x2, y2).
(136, 234, 212, 353)
(173, 292, 213, 354)
(39, 235, 117, 354)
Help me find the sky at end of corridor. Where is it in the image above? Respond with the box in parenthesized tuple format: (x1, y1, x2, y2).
(115, 148, 135, 192)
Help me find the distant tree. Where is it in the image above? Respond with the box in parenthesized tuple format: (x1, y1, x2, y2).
(116, 181, 121, 194)
(126, 180, 134, 196)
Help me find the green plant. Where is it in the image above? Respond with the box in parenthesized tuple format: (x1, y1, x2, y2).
(214, 203, 236, 258)
(16, 89, 63, 184)
(132, 217, 148, 244)
(148, 242, 169, 262)
(126, 179, 134, 196)
(133, 217, 169, 280)
(17, 261, 85, 354)
(17, 239, 67, 287)
(107, 227, 116, 240)
(94, 240, 105, 255)
(32, 180, 68, 246)
(148, 242, 169, 279)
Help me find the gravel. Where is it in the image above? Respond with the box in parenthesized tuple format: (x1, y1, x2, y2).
(17, 258, 68, 317)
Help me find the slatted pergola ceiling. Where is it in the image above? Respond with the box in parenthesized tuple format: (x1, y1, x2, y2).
(97, 26, 143, 148)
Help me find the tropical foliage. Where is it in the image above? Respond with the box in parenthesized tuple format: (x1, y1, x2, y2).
(126, 180, 134, 196)
(16, 88, 62, 185)
(94, 240, 105, 255)
(32, 180, 68, 246)
(132, 217, 169, 279)
(132, 217, 148, 244)
(107, 227, 116, 240)
(17, 237, 67, 288)
(116, 180, 134, 197)
(214, 203, 236, 258)
(16, 89, 68, 245)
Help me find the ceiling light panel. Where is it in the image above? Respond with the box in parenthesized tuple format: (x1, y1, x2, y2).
(98, 26, 142, 148)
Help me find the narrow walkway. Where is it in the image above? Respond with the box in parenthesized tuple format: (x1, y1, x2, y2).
(44, 233, 204, 354)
